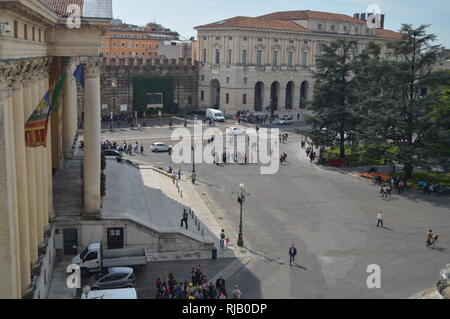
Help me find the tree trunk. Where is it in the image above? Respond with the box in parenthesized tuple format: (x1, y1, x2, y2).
(404, 162, 413, 181)
(339, 135, 345, 159)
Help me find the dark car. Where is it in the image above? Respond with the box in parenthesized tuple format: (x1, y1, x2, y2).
(103, 149, 122, 157)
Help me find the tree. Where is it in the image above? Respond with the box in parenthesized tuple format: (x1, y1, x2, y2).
(355, 24, 446, 180)
(305, 39, 360, 158)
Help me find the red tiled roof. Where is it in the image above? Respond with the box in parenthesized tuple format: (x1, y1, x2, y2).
(196, 16, 308, 32)
(257, 10, 366, 24)
(196, 10, 403, 40)
(375, 29, 403, 39)
(39, 0, 84, 17)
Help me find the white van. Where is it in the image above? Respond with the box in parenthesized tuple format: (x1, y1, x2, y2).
(206, 108, 225, 122)
(81, 288, 138, 299)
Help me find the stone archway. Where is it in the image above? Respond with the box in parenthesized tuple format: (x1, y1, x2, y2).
(285, 81, 294, 110)
(270, 81, 280, 111)
(209, 79, 220, 109)
(300, 81, 308, 109)
(254, 81, 265, 111)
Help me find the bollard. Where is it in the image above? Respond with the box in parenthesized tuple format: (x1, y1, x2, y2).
(202, 229, 204, 236)
(191, 210, 194, 219)
(198, 222, 200, 231)
(195, 216, 197, 225)
(189, 207, 192, 215)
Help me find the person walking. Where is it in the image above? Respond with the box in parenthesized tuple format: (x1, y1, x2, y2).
(140, 144, 144, 155)
(376, 212, 384, 227)
(180, 209, 188, 229)
(215, 276, 226, 292)
(219, 229, 226, 248)
(289, 244, 297, 266)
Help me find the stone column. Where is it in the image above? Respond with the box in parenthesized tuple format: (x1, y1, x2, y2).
(32, 77, 44, 243)
(83, 57, 102, 216)
(11, 66, 31, 293)
(0, 63, 21, 298)
(62, 58, 78, 159)
(38, 69, 49, 231)
(23, 74, 39, 264)
(42, 67, 54, 222)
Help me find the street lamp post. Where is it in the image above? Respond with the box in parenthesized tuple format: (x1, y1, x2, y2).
(184, 98, 188, 127)
(191, 144, 196, 183)
(237, 183, 246, 247)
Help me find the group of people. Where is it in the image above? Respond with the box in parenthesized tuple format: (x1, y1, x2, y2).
(418, 180, 444, 195)
(101, 139, 144, 156)
(379, 184, 392, 198)
(279, 133, 289, 144)
(155, 266, 241, 299)
(236, 111, 268, 124)
(305, 146, 317, 163)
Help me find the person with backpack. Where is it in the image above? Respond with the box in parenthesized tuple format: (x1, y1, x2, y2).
(289, 244, 297, 266)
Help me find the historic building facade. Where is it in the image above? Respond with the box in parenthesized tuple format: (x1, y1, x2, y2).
(0, 0, 111, 298)
(78, 56, 199, 116)
(99, 22, 179, 58)
(195, 10, 402, 114)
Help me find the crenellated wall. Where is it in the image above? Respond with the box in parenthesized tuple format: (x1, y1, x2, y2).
(78, 57, 199, 117)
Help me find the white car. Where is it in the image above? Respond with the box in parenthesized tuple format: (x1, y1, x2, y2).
(278, 116, 293, 125)
(226, 126, 246, 136)
(151, 142, 172, 152)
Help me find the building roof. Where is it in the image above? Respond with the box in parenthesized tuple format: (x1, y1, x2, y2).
(196, 10, 402, 40)
(257, 10, 366, 24)
(375, 29, 403, 40)
(39, 0, 112, 19)
(196, 16, 308, 32)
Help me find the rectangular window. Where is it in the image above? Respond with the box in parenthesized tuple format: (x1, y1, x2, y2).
(228, 49, 232, 64)
(243, 94, 247, 104)
(243, 77, 247, 85)
(14, 21, 18, 39)
(302, 51, 308, 66)
(256, 50, 262, 65)
(316, 43, 322, 56)
(215, 49, 220, 64)
(272, 51, 278, 66)
(331, 25, 335, 32)
(228, 37, 232, 40)
(226, 93, 230, 104)
(226, 77, 230, 84)
(243, 37, 247, 41)
(216, 36, 220, 40)
(318, 24, 322, 31)
(203, 49, 207, 62)
(274, 39, 278, 43)
(258, 38, 263, 42)
(289, 39, 294, 44)
(288, 51, 293, 66)
(201, 75, 205, 81)
(32, 27, 35, 41)
(112, 97, 117, 109)
(24, 24, 27, 40)
(201, 90, 204, 101)
(241, 50, 247, 65)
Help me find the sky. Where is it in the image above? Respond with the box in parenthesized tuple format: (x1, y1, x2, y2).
(111, 0, 450, 47)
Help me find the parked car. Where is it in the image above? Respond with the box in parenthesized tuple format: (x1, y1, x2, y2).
(278, 116, 293, 125)
(226, 126, 246, 136)
(89, 267, 136, 290)
(81, 288, 138, 299)
(151, 142, 172, 152)
(103, 149, 122, 157)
